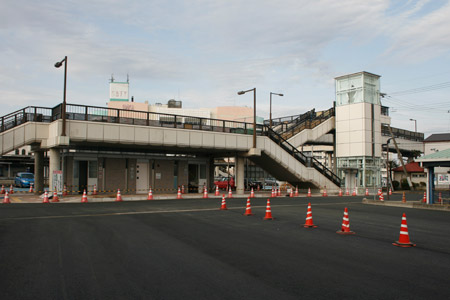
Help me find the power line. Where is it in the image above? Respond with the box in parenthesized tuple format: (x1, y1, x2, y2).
(386, 81, 450, 96)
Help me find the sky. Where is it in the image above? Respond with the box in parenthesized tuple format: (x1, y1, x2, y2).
(1, 0, 450, 137)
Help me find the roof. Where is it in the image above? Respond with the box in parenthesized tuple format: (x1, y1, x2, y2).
(392, 162, 424, 173)
(424, 133, 450, 143)
(334, 71, 380, 80)
(416, 148, 450, 162)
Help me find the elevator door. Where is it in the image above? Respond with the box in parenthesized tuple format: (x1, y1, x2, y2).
(136, 162, 149, 194)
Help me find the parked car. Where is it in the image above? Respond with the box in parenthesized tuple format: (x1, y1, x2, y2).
(214, 177, 235, 190)
(14, 172, 35, 188)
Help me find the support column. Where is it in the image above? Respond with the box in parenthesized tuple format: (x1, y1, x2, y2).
(235, 156, 245, 195)
(427, 167, 434, 204)
(34, 151, 44, 194)
(49, 148, 61, 192)
(208, 156, 215, 192)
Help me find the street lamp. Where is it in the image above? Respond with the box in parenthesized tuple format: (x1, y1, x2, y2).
(54, 56, 67, 136)
(237, 88, 256, 148)
(409, 118, 417, 132)
(269, 92, 283, 129)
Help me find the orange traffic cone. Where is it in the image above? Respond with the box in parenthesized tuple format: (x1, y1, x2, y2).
(181, 185, 185, 194)
(336, 207, 355, 235)
(147, 188, 154, 200)
(346, 188, 350, 196)
(29, 183, 34, 193)
(250, 188, 254, 198)
(422, 192, 427, 203)
(378, 188, 382, 196)
(365, 188, 369, 196)
(228, 187, 233, 198)
(220, 195, 227, 210)
(438, 192, 442, 204)
(338, 188, 343, 197)
(203, 186, 208, 199)
(289, 189, 293, 198)
(116, 189, 123, 201)
(277, 188, 281, 197)
(243, 197, 253, 216)
(389, 188, 392, 196)
(0, 185, 5, 194)
(63, 185, 68, 196)
(51, 190, 59, 203)
(307, 188, 311, 197)
(43, 190, 49, 203)
(271, 187, 275, 197)
(295, 186, 299, 197)
(393, 213, 416, 247)
(402, 192, 406, 203)
(9, 185, 14, 194)
(3, 191, 10, 204)
(92, 184, 98, 195)
(352, 188, 356, 196)
(81, 189, 88, 203)
(177, 187, 182, 199)
(263, 199, 274, 220)
(215, 185, 220, 196)
(379, 193, 384, 201)
(322, 187, 328, 197)
(303, 202, 317, 228)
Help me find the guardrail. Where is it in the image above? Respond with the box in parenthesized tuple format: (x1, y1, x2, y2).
(381, 124, 424, 142)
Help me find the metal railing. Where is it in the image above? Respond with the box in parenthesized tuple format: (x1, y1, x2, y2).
(381, 124, 424, 142)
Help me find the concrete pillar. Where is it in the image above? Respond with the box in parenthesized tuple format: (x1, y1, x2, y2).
(427, 167, 434, 204)
(49, 148, 61, 192)
(236, 156, 245, 195)
(34, 151, 44, 194)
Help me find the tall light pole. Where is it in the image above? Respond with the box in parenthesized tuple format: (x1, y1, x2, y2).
(55, 56, 67, 136)
(238, 88, 256, 148)
(409, 118, 417, 133)
(269, 92, 283, 129)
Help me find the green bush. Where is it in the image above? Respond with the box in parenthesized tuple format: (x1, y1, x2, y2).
(392, 180, 400, 189)
(401, 178, 410, 190)
(420, 182, 426, 187)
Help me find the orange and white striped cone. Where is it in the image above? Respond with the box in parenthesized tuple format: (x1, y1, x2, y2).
(220, 195, 227, 210)
(322, 187, 327, 197)
(92, 184, 98, 195)
(0, 185, 5, 194)
(243, 197, 253, 216)
(295, 186, 299, 197)
(271, 187, 275, 197)
(228, 187, 233, 198)
(378, 188, 382, 196)
(336, 207, 355, 235)
(81, 190, 88, 203)
(147, 188, 154, 200)
(365, 188, 369, 196)
(3, 191, 10, 204)
(9, 185, 14, 194)
(438, 192, 442, 204)
(51, 190, 59, 203)
(422, 192, 427, 203)
(307, 188, 311, 197)
(303, 202, 317, 228)
(203, 186, 208, 199)
(263, 199, 274, 220)
(43, 190, 49, 203)
(181, 185, 185, 194)
(63, 185, 68, 196)
(393, 213, 416, 247)
(346, 188, 350, 196)
(250, 188, 254, 198)
(215, 185, 220, 196)
(352, 188, 356, 196)
(379, 193, 384, 201)
(277, 188, 281, 197)
(389, 188, 392, 196)
(402, 192, 406, 203)
(116, 189, 123, 202)
(289, 190, 293, 198)
(177, 187, 182, 199)
(29, 183, 34, 193)
(338, 188, 343, 197)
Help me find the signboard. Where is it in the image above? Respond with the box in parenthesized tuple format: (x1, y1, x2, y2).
(437, 174, 449, 184)
(52, 170, 63, 195)
(109, 82, 129, 101)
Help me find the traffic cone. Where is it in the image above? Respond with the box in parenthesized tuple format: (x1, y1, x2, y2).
(263, 199, 274, 220)
(81, 189, 88, 203)
(422, 192, 427, 203)
(271, 187, 275, 197)
(379, 193, 384, 201)
(215, 185, 220, 196)
(352, 188, 356, 196)
(51, 190, 59, 202)
(346, 188, 350, 196)
(2, 191, 10, 204)
(402, 192, 406, 203)
(181, 185, 185, 194)
(336, 207, 355, 235)
(295, 186, 299, 197)
(365, 188, 369, 196)
(303, 202, 317, 228)
(220, 195, 227, 210)
(147, 188, 153, 200)
(277, 187, 281, 197)
(289, 189, 293, 198)
(307, 188, 311, 197)
(322, 187, 327, 197)
(29, 183, 34, 193)
(378, 188, 382, 196)
(9, 185, 14, 194)
(177, 187, 182, 199)
(243, 197, 253, 216)
(203, 186, 208, 199)
(338, 188, 343, 197)
(228, 187, 233, 198)
(43, 190, 49, 203)
(63, 185, 68, 196)
(115, 189, 123, 201)
(438, 192, 442, 204)
(250, 188, 254, 198)
(0, 185, 5, 194)
(389, 188, 392, 196)
(92, 184, 98, 195)
(393, 213, 416, 247)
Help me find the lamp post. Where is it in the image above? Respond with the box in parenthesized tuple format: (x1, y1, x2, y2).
(54, 56, 67, 136)
(409, 118, 417, 132)
(269, 92, 283, 129)
(238, 88, 256, 148)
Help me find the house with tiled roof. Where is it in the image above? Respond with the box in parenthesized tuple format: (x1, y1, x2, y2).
(392, 162, 426, 189)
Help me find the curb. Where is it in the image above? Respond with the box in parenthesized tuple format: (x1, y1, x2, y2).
(362, 198, 450, 211)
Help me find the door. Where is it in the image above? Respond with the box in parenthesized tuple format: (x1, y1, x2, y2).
(136, 161, 149, 194)
(79, 161, 88, 193)
(188, 164, 198, 193)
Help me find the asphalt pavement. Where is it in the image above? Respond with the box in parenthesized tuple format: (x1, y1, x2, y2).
(0, 195, 449, 299)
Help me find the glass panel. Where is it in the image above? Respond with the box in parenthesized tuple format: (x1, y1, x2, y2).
(88, 161, 97, 178)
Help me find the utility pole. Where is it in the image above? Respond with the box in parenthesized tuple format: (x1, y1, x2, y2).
(387, 125, 415, 191)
